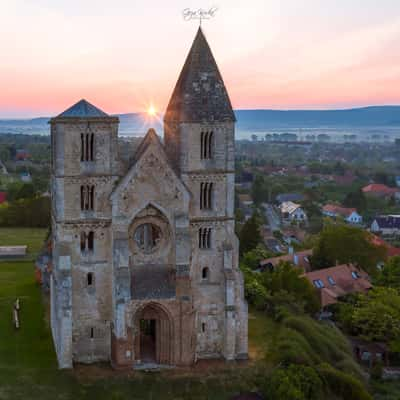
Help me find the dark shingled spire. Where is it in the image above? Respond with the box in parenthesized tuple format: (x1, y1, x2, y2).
(164, 27, 236, 123)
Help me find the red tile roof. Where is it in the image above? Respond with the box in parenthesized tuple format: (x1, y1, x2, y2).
(260, 249, 313, 271)
(303, 264, 371, 307)
(323, 204, 357, 217)
(370, 235, 400, 258)
(362, 184, 399, 196)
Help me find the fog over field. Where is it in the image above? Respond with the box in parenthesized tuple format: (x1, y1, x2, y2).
(0, 106, 399, 142)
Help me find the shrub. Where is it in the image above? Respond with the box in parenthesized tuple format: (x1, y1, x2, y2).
(318, 363, 372, 400)
(268, 315, 363, 378)
(268, 327, 318, 366)
(263, 364, 323, 400)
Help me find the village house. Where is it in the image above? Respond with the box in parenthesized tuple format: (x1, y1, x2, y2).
(276, 193, 304, 204)
(15, 149, 30, 161)
(20, 172, 32, 183)
(371, 215, 400, 236)
(331, 171, 356, 186)
(238, 194, 253, 208)
(322, 204, 362, 224)
(259, 249, 313, 272)
(362, 183, 399, 199)
(279, 201, 307, 223)
(303, 264, 371, 308)
(370, 235, 400, 258)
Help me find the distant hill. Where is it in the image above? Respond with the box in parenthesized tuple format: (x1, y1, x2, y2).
(234, 106, 400, 131)
(0, 106, 399, 137)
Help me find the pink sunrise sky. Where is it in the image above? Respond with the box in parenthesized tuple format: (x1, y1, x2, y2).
(1, 0, 400, 118)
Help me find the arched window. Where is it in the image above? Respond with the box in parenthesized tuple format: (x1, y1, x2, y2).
(87, 272, 93, 286)
(81, 130, 95, 162)
(80, 186, 86, 210)
(80, 231, 94, 253)
(198, 228, 211, 249)
(134, 223, 162, 253)
(80, 185, 95, 211)
(200, 182, 213, 210)
(202, 267, 209, 280)
(208, 131, 213, 158)
(80, 232, 87, 251)
(200, 131, 213, 160)
(81, 134, 85, 161)
(87, 231, 94, 251)
(201, 322, 206, 333)
(90, 133, 94, 161)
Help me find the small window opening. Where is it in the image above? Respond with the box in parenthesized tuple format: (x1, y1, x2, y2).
(80, 185, 95, 211)
(201, 323, 206, 333)
(87, 231, 94, 251)
(198, 228, 211, 249)
(202, 267, 209, 280)
(87, 273, 93, 286)
(200, 131, 213, 159)
(200, 182, 213, 210)
(80, 232, 86, 252)
(90, 327, 94, 339)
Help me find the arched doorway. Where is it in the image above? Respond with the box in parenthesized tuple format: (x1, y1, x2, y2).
(134, 303, 173, 365)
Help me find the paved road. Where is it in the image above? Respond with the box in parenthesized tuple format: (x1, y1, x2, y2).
(264, 203, 281, 231)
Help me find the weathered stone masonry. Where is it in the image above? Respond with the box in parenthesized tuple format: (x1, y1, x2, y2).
(50, 27, 248, 369)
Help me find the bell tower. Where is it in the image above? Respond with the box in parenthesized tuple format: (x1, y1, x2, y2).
(164, 28, 247, 360)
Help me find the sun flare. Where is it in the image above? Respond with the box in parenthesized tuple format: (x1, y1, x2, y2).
(147, 104, 157, 117)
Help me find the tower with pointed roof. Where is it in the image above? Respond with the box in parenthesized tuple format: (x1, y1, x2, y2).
(164, 27, 247, 361)
(50, 29, 247, 370)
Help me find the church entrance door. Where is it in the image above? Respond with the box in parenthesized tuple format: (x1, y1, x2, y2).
(134, 303, 172, 365)
(140, 319, 156, 362)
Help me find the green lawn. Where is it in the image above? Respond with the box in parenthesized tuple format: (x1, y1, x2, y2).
(0, 227, 48, 259)
(248, 310, 278, 362)
(0, 228, 271, 400)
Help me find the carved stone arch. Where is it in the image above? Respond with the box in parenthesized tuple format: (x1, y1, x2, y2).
(133, 302, 174, 365)
(128, 201, 173, 228)
(128, 203, 172, 258)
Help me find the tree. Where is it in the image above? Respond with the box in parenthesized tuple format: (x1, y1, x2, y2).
(251, 175, 266, 205)
(348, 288, 400, 352)
(263, 364, 323, 400)
(0, 196, 50, 227)
(333, 161, 345, 176)
(15, 183, 36, 200)
(374, 256, 400, 291)
(307, 215, 323, 235)
(239, 213, 262, 255)
(262, 262, 320, 315)
(311, 224, 387, 274)
(241, 244, 272, 270)
(343, 189, 367, 213)
(373, 171, 395, 187)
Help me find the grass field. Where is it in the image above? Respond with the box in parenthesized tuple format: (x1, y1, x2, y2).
(0, 228, 270, 400)
(0, 227, 48, 259)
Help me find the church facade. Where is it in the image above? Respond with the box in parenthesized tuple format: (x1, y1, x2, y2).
(50, 28, 248, 369)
